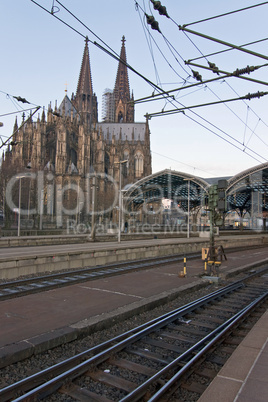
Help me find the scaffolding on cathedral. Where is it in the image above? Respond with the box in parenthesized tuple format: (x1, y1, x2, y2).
(102, 89, 114, 123)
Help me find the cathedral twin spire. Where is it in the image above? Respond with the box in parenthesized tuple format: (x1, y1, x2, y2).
(113, 36, 134, 123)
(74, 36, 134, 125)
(76, 37, 94, 98)
(74, 37, 98, 125)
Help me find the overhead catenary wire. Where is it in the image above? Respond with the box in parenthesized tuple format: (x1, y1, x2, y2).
(135, 0, 192, 79)
(189, 37, 268, 64)
(28, 0, 268, 167)
(147, 88, 268, 164)
(180, 2, 268, 28)
(0, 107, 40, 150)
(64, 1, 268, 164)
(30, 0, 171, 99)
(224, 79, 268, 130)
(145, 2, 268, 161)
(138, 2, 162, 86)
(0, 108, 39, 118)
(243, 106, 249, 147)
(55, 0, 173, 96)
(245, 118, 261, 150)
(179, 26, 268, 62)
(184, 113, 264, 164)
(206, 86, 268, 150)
(185, 61, 268, 87)
(151, 151, 217, 177)
(147, 91, 268, 117)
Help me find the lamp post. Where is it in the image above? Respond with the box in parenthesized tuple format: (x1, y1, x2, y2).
(18, 177, 22, 237)
(187, 179, 190, 238)
(183, 178, 192, 239)
(17, 172, 31, 236)
(91, 174, 97, 241)
(116, 160, 128, 243)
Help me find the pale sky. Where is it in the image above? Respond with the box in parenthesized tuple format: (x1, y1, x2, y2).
(1, 0, 268, 179)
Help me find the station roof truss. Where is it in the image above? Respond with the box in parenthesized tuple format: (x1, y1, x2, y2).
(226, 163, 268, 213)
(123, 164, 268, 215)
(123, 169, 209, 212)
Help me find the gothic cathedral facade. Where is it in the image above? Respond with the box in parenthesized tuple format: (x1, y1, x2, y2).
(3, 37, 152, 227)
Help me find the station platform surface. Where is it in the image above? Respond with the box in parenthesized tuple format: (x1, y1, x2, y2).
(0, 245, 267, 401)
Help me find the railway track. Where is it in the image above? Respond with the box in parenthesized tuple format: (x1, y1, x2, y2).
(0, 245, 267, 301)
(0, 252, 200, 301)
(1, 271, 267, 401)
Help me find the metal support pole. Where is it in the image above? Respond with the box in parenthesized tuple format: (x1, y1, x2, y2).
(187, 180, 190, 238)
(210, 209, 215, 261)
(91, 175, 96, 241)
(39, 189, 43, 230)
(18, 178, 22, 237)
(116, 160, 127, 244)
(118, 163, 122, 243)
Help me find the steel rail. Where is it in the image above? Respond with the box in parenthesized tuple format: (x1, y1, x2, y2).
(0, 252, 201, 300)
(0, 283, 235, 401)
(147, 292, 268, 402)
(1, 244, 267, 300)
(5, 282, 242, 402)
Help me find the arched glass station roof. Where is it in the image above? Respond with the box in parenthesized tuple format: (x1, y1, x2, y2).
(124, 169, 209, 212)
(226, 163, 268, 214)
(123, 163, 268, 216)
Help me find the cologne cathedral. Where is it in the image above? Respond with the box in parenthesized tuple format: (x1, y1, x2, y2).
(2, 37, 152, 227)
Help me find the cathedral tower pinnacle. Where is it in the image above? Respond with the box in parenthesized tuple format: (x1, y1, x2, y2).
(114, 36, 134, 123)
(74, 37, 98, 125)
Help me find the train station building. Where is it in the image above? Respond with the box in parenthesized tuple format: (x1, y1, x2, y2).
(122, 162, 268, 233)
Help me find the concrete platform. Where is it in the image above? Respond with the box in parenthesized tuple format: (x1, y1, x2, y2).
(0, 243, 267, 401)
(198, 309, 268, 402)
(0, 234, 267, 280)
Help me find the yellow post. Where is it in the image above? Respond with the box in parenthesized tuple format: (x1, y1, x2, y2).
(183, 256, 187, 276)
(202, 248, 209, 273)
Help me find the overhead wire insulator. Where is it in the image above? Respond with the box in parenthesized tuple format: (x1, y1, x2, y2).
(233, 65, 257, 76)
(52, 111, 61, 117)
(145, 14, 161, 33)
(245, 91, 267, 100)
(208, 61, 219, 75)
(192, 70, 202, 82)
(150, 0, 169, 18)
(13, 96, 30, 104)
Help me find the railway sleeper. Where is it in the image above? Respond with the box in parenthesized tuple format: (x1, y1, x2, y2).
(206, 354, 228, 365)
(60, 382, 112, 401)
(170, 324, 208, 336)
(88, 369, 138, 393)
(143, 338, 188, 354)
(194, 367, 218, 379)
(220, 345, 236, 354)
(194, 314, 227, 324)
(185, 320, 216, 329)
(180, 380, 207, 394)
(108, 357, 157, 377)
(126, 347, 173, 365)
(223, 336, 244, 346)
(159, 330, 197, 344)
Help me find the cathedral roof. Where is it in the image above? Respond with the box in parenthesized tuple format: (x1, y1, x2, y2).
(97, 122, 146, 142)
(59, 94, 78, 118)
